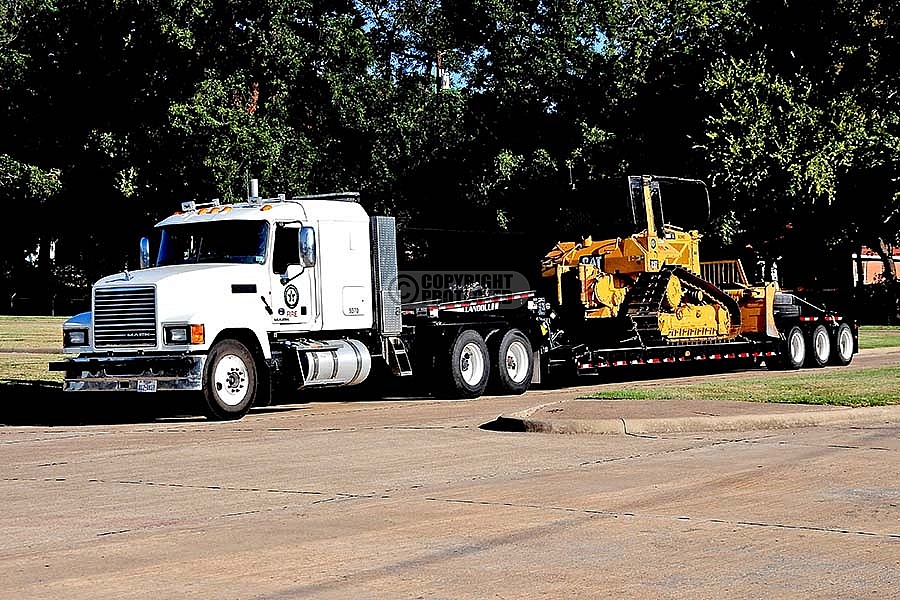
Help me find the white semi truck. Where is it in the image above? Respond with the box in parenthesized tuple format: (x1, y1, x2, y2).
(50, 175, 858, 420)
(50, 180, 549, 419)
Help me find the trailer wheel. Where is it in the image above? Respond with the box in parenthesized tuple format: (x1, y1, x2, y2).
(437, 329, 490, 399)
(488, 329, 534, 395)
(830, 322, 855, 366)
(202, 338, 257, 420)
(805, 324, 830, 368)
(770, 325, 805, 370)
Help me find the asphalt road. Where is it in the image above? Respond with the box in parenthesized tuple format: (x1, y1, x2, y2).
(2, 349, 899, 599)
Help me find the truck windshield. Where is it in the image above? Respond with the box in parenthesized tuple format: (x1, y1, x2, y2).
(156, 221, 269, 266)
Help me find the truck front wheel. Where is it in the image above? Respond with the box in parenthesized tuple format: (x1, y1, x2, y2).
(488, 329, 534, 395)
(203, 339, 257, 420)
(437, 329, 490, 399)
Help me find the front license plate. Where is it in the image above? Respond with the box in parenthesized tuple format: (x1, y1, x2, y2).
(136, 380, 158, 393)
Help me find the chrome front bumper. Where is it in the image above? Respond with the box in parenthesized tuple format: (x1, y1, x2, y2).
(48, 354, 206, 392)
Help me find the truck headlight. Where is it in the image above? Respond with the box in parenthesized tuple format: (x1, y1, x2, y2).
(64, 329, 89, 347)
(165, 326, 189, 344)
(164, 324, 205, 345)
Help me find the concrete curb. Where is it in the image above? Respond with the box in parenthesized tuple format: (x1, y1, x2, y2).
(490, 403, 900, 435)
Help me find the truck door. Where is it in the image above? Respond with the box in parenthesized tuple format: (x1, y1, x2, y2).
(269, 222, 319, 328)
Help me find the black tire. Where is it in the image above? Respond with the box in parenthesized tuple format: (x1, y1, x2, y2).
(436, 329, 490, 399)
(830, 322, 855, 366)
(487, 329, 534, 395)
(202, 338, 257, 420)
(769, 325, 805, 370)
(805, 324, 830, 368)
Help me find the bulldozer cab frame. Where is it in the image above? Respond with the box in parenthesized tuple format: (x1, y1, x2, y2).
(628, 175, 711, 238)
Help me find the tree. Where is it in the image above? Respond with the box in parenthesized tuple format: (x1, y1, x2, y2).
(699, 1, 900, 318)
(0, 155, 62, 312)
(0, 1, 67, 312)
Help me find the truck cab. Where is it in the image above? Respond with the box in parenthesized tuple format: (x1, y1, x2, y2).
(51, 187, 397, 420)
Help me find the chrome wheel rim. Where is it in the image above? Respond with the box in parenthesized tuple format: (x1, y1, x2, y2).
(505, 340, 530, 384)
(213, 354, 249, 406)
(459, 342, 486, 386)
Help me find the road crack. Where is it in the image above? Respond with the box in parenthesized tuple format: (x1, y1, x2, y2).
(425, 496, 900, 540)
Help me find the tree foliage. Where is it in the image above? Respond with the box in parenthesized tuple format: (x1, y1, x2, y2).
(0, 0, 898, 319)
(700, 1, 900, 291)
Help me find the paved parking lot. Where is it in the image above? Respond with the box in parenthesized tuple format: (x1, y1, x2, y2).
(2, 353, 899, 599)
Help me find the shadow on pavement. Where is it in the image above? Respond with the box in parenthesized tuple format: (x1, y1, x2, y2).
(0, 379, 423, 427)
(0, 381, 212, 426)
(532, 359, 763, 390)
(479, 416, 527, 432)
(1, 361, 761, 427)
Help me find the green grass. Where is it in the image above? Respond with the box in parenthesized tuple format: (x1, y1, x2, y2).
(0, 352, 65, 383)
(581, 368, 900, 407)
(0, 316, 67, 382)
(0, 315, 67, 351)
(858, 325, 900, 349)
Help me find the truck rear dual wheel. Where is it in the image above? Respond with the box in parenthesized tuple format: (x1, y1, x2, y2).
(437, 329, 491, 399)
(202, 338, 258, 420)
(488, 328, 534, 395)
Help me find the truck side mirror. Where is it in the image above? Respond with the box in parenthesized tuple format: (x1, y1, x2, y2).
(299, 226, 316, 268)
(139, 237, 151, 269)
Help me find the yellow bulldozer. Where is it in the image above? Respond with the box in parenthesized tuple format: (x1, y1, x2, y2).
(537, 175, 854, 374)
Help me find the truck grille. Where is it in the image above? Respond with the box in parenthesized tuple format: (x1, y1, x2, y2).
(93, 286, 158, 348)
